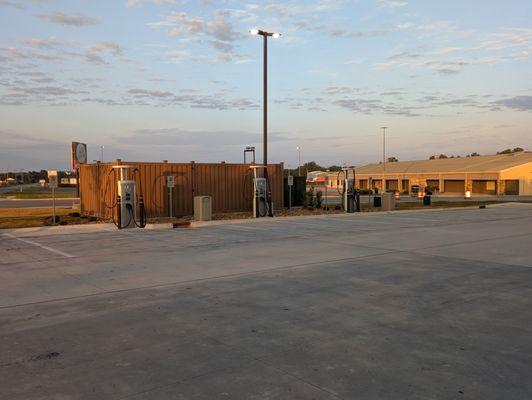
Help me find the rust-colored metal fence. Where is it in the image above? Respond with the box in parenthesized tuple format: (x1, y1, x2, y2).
(79, 161, 284, 218)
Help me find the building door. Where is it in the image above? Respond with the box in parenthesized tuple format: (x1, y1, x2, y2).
(444, 180, 465, 193)
(505, 180, 519, 195)
(472, 180, 497, 194)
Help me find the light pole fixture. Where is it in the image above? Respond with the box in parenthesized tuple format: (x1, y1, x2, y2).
(244, 146, 256, 164)
(249, 28, 281, 167)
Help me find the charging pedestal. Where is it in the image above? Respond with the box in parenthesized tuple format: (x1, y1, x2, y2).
(338, 167, 359, 213)
(113, 165, 138, 229)
(250, 165, 273, 218)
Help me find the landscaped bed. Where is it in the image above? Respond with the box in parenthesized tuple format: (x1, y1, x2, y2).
(0, 208, 101, 229)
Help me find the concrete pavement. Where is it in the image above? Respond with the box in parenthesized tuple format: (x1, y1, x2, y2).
(1, 203, 531, 399)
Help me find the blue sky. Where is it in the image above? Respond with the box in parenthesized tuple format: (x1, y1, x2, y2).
(0, 0, 531, 171)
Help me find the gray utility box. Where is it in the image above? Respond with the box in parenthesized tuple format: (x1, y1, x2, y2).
(194, 196, 212, 221)
(382, 192, 395, 211)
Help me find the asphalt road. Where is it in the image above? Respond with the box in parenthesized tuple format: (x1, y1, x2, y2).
(0, 198, 79, 208)
(1, 204, 531, 399)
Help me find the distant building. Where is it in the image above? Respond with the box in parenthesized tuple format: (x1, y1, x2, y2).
(326, 152, 532, 195)
(306, 171, 329, 185)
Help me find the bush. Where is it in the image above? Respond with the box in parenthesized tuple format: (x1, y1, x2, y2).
(316, 190, 323, 208)
(304, 187, 315, 209)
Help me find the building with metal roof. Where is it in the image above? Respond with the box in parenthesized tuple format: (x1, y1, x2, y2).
(327, 152, 532, 195)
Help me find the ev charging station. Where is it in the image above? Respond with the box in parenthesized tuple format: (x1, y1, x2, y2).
(110, 165, 146, 229)
(337, 166, 360, 213)
(249, 165, 273, 218)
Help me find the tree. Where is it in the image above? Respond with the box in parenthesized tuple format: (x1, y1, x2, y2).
(497, 147, 524, 155)
(438, 154, 448, 159)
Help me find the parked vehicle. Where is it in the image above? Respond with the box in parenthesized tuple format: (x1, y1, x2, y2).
(410, 184, 420, 196)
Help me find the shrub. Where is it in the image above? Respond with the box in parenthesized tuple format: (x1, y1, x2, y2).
(316, 190, 323, 208)
(304, 187, 315, 209)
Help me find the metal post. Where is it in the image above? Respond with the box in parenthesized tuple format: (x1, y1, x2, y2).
(288, 169, 292, 209)
(168, 188, 174, 218)
(297, 147, 301, 176)
(52, 187, 56, 225)
(263, 34, 268, 167)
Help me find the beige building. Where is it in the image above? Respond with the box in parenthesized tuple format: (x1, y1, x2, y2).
(327, 152, 532, 195)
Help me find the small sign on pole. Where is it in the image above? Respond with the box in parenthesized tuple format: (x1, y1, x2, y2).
(287, 175, 294, 186)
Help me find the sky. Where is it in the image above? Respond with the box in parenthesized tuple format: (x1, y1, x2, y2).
(0, 0, 531, 171)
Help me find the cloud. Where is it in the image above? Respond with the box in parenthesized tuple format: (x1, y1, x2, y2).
(378, 0, 408, 8)
(125, 0, 176, 6)
(167, 12, 205, 36)
(128, 88, 174, 97)
(40, 12, 98, 26)
(88, 41, 122, 56)
(492, 96, 532, 112)
(84, 41, 124, 64)
(0, 46, 24, 62)
(0, 0, 24, 9)
(21, 37, 66, 48)
(125, 87, 258, 110)
(333, 98, 419, 116)
(0, 130, 67, 170)
(122, 128, 286, 147)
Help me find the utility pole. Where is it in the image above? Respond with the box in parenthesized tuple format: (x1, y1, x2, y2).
(381, 126, 387, 190)
(381, 127, 387, 171)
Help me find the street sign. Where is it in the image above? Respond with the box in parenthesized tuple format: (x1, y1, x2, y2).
(48, 170, 58, 189)
(287, 175, 294, 186)
(167, 175, 175, 188)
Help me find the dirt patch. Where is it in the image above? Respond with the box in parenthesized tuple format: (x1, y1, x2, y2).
(0, 208, 103, 229)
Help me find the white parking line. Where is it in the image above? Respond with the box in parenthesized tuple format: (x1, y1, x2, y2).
(3, 233, 75, 258)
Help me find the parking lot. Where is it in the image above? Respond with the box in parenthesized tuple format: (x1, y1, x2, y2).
(1, 203, 532, 399)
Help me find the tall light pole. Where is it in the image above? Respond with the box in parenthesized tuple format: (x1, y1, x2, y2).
(381, 126, 387, 191)
(381, 126, 388, 170)
(297, 146, 301, 176)
(250, 28, 281, 167)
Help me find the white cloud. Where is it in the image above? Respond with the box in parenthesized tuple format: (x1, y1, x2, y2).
(40, 12, 99, 26)
(125, 0, 176, 6)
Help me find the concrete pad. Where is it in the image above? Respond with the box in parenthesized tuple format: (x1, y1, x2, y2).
(1, 203, 531, 399)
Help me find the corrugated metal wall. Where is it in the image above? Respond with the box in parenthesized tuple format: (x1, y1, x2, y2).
(79, 161, 284, 218)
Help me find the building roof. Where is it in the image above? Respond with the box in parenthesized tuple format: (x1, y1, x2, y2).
(355, 152, 532, 174)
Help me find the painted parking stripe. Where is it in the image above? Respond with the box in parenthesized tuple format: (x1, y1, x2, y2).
(3, 233, 75, 258)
